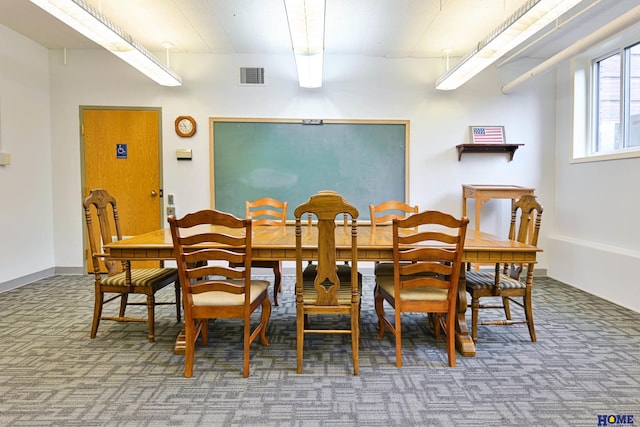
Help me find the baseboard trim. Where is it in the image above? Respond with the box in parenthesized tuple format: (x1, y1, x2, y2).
(0, 268, 55, 293)
(56, 266, 85, 275)
(0, 267, 86, 293)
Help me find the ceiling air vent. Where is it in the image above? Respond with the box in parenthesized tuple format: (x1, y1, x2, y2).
(240, 67, 265, 85)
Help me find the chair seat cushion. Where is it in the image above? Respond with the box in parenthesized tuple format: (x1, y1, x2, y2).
(102, 268, 177, 287)
(465, 271, 525, 290)
(376, 276, 448, 302)
(303, 263, 363, 283)
(192, 280, 270, 306)
(374, 262, 403, 276)
(374, 261, 437, 277)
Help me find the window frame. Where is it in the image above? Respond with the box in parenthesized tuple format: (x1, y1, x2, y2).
(571, 27, 640, 163)
(591, 49, 622, 154)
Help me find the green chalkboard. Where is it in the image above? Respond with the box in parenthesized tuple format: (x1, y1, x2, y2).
(210, 118, 408, 220)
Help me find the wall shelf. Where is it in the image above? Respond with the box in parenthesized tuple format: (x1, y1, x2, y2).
(456, 143, 523, 161)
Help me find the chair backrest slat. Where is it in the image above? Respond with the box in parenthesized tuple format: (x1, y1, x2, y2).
(246, 197, 288, 226)
(83, 188, 125, 276)
(507, 195, 543, 279)
(169, 209, 252, 297)
(393, 210, 469, 294)
(370, 200, 418, 230)
(509, 194, 543, 246)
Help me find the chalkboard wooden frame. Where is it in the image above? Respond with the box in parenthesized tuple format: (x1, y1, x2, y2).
(209, 117, 410, 220)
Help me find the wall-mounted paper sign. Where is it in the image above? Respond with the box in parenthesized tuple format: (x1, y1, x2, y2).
(116, 143, 128, 159)
(176, 148, 192, 160)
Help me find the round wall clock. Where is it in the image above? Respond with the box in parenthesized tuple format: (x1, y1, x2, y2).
(175, 115, 196, 137)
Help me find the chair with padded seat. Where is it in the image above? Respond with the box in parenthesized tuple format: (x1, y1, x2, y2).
(83, 188, 181, 343)
(465, 194, 543, 344)
(234, 197, 287, 306)
(369, 200, 419, 277)
(374, 210, 468, 367)
(169, 209, 272, 378)
(294, 191, 362, 375)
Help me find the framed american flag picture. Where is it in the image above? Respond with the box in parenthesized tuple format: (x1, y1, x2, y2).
(470, 126, 505, 144)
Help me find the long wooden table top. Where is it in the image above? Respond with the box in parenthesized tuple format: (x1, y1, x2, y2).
(104, 224, 541, 263)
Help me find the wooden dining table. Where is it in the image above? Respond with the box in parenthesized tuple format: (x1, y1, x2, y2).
(104, 223, 541, 357)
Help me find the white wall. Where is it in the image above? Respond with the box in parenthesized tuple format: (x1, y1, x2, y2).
(1, 15, 637, 310)
(2, 25, 560, 296)
(45, 49, 556, 275)
(549, 61, 640, 313)
(0, 25, 55, 289)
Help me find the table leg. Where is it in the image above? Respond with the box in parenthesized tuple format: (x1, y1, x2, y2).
(455, 265, 476, 356)
(470, 198, 487, 272)
(475, 198, 483, 234)
(462, 194, 467, 218)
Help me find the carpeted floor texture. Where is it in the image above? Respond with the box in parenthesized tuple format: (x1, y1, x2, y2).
(0, 274, 638, 426)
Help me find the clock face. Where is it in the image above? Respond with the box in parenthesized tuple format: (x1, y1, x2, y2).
(175, 116, 196, 137)
(178, 119, 193, 133)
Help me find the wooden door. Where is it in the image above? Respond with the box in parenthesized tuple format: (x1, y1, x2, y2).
(82, 107, 163, 270)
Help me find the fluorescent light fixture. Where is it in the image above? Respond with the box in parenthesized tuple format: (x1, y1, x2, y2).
(435, 0, 582, 90)
(284, 0, 326, 88)
(30, 0, 182, 86)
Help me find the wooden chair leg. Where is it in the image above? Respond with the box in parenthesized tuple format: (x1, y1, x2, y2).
(91, 290, 103, 338)
(146, 294, 155, 343)
(243, 316, 251, 378)
(502, 296, 512, 320)
(296, 305, 304, 374)
(373, 285, 386, 337)
(524, 294, 537, 342)
(445, 313, 456, 367)
(395, 310, 402, 368)
(174, 282, 181, 322)
(430, 313, 442, 339)
(260, 297, 271, 346)
(119, 293, 128, 317)
(184, 320, 196, 378)
(201, 319, 208, 345)
(351, 305, 360, 375)
(471, 295, 480, 343)
(273, 263, 282, 306)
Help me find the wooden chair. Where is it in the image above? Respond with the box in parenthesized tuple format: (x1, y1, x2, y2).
(374, 210, 469, 367)
(465, 194, 543, 343)
(83, 189, 180, 343)
(294, 191, 361, 375)
(168, 209, 271, 378)
(245, 197, 288, 306)
(369, 200, 419, 276)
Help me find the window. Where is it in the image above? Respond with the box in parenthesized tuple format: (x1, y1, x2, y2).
(592, 42, 640, 155)
(570, 22, 640, 162)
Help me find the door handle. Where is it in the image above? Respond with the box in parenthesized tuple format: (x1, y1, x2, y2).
(150, 190, 158, 197)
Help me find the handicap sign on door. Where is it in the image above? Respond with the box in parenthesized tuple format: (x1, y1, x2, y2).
(116, 144, 127, 159)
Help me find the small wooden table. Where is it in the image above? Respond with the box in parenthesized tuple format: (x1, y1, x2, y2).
(462, 184, 535, 233)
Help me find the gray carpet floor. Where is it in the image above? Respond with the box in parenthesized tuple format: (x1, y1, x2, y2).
(0, 274, 638, 426)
